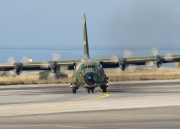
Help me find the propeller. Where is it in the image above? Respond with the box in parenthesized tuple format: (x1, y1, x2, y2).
(7, 56, 15, 64)
(164, 52, 173, 61)
(6, 56, 16, 77)
(110, 50, 137, 74)
(20, 71, 28, 80)
(110, 54, 119, 63)
(52, 53, 61, 61)
(6, 55, 32, 77)
(47, 72, 56, 80)
(5, 70, 15, 77)
(44, 53, 61, 80)
(123, 50, 133, 58)
(151, 47, 158, 56)
(21, 55, 32, 63)
(109, 55, 122, 76)
(124, 50, 138, 72)
(149, 47, 162, 68)
(159, 66, 165, 74)
(145, 60, 154, 68)
(113, 68, 122, 76)
(148, 47, 174, 74)
(128, 64, 138, 72)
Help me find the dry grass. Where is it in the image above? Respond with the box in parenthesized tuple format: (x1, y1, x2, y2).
(0, 72, 71, 85)
(106, 67, 180, 81)
(1, 68, 180, 85)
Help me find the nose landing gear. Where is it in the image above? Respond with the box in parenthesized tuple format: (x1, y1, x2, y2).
(87, 87, 95, 94)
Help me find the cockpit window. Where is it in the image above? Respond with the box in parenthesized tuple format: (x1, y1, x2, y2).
(81, 64, 97, 70)
(94, 64, 100, 70)
(80, 64, 85, 70)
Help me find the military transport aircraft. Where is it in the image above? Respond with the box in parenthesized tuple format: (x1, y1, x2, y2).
(0, 13, 180, 94)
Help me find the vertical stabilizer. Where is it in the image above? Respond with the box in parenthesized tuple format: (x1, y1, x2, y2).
(83, 13, 90, 59)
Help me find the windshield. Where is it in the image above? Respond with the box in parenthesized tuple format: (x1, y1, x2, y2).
(80, 64, 96, 70)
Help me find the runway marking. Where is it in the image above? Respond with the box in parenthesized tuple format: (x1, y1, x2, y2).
(45, 93, 110, 108)
(0, 93, 110, 117)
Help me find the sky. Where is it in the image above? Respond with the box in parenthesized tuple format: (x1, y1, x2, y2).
(0, 0, 180, 63)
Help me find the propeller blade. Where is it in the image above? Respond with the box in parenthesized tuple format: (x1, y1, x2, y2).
(21, 55, 28, 63)
(145, 61, 154, 67)
(164, 53, 173, 61)
(7, 56, 15, 64)
(110, 54, 119, 63)
(128, 64, 137, 72)
(52, 53, 61, 61)
(47, 72, 56, 80)
(6, 71, 15, 77)
(61, 66, 68, 72)
(40, 61, 49, 69)
(20, 71, 28, 79)
(159, 66, 165, 73)
(151, 47, 158, 56)
(124, 50, 133, 58)
(113, 68, 122, 76)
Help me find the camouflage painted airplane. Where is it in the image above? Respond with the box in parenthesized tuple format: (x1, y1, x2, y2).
(1, 13, 180, 94)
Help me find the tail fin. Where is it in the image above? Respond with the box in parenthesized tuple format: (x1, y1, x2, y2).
(83, 13, 90, 59)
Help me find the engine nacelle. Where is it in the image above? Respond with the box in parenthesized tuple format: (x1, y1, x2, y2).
(155, 55, 163, 68)
(49, 61, 60, 73)
(13, 63, 23, 75)
(119, 58, 128, 71)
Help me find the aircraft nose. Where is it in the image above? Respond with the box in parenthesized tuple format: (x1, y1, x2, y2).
(84, 72, 96, 85)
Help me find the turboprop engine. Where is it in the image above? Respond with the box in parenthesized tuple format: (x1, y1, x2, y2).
(13, 63, 23, 75)
(49, 61, 60, 73)
(155, 55, 163, 68)
(119, 58, 128, 71)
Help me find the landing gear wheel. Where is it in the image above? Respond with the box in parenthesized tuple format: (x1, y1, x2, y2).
(102, 86, 107, 93)
(87, 88, 90, 94)
(72, 87, 76, 94)
(91, 88, 94, 94)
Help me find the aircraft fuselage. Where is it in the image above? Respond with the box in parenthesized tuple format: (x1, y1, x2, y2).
(71, 60, 108, 93)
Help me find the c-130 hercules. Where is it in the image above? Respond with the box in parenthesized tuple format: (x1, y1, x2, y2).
(1, 13, 180, 94)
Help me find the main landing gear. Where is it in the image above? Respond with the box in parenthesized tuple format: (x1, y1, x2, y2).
(72, 87, 77, 94)
(71, 86, 78, 94)
(86, 87, 95, 94)
(101, 81, 108, 93)
(101, 85, 107, 93)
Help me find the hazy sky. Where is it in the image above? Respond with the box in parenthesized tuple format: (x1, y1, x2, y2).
(1, 0, 180, 62)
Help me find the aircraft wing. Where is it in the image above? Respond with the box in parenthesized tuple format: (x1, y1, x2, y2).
(127, 55, 180, 65)
(23, 60, 80, 71)
(0, 64, 15, 71)
(97, 55, 180, 68)
(0, 60, 80, 72)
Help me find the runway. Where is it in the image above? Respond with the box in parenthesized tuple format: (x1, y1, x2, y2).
(0, 80, 180, 129)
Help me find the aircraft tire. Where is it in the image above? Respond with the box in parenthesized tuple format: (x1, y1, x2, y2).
(102, 85, 107, 93)
(87, 88, 90, 94)
(72, 87, 76, 94)
(91, 88, 94, 94)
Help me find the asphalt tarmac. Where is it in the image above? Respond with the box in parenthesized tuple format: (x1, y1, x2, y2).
(0, 80, 180, 129)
